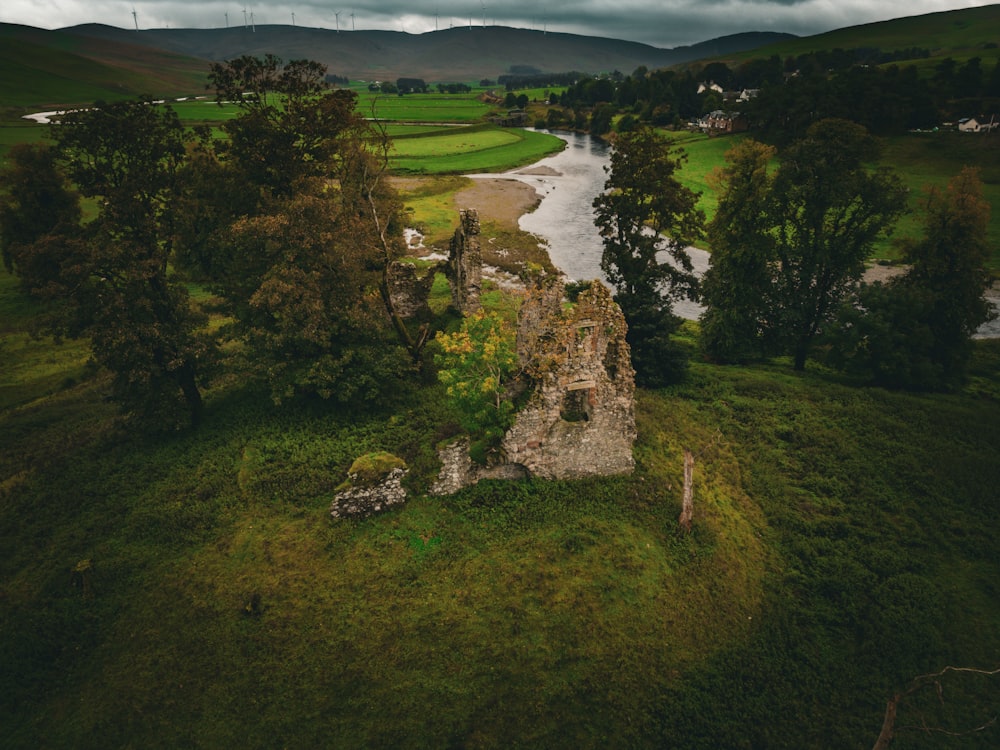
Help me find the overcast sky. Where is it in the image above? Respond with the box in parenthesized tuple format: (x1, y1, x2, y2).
(1, 1, 991, 48)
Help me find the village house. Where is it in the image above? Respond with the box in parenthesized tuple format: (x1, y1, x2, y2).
(958, 116, 998, 133)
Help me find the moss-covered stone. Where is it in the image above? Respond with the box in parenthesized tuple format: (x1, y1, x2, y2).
(342, 451, 408, 489)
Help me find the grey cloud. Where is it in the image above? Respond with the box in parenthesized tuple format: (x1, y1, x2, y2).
(0, 0, 989, 48)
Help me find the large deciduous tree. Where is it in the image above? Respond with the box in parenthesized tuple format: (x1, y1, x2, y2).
(0, 99, 209, 426)
(827, 167, 996, 390)
(593, 126, 704, 386)
(770, 119, 907, 370)
(176, 55, 422, 403)
(700, 139, 778, 363)
(701, 120, 907, 371)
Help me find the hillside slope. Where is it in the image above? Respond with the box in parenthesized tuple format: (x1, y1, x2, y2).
(0, 23, 208, 109)
(59, 23, 794, 81)
(724, 4, 1000, 64)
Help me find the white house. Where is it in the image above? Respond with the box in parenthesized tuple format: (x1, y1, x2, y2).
(958, 116, 998, 133)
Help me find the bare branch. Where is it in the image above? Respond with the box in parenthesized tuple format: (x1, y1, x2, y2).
(872, 665, 1000, 749)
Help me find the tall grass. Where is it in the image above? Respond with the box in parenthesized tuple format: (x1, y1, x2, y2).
(2, 263, 999, 747)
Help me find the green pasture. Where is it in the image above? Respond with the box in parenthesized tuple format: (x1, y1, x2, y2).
(354, 91, 493, 122)
(383, 124, 464, 137)
(394, 175, 472, 243)
(391, 128, 522, 157)
(170, 99, 241, 123)
(2, 254, 999, 746)
(390, 126, 564, 174)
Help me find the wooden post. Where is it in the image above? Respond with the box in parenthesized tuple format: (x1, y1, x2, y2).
(679, 449, 694, 533)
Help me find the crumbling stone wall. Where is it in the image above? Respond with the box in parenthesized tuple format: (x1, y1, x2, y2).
(430, 437, 529, 495)
(330, 468, 408, 518)
(431, 278, 637, 493)
(387, 260, 436, 319)
(446, 209, 482, 314)
(502, 281, 636, 480)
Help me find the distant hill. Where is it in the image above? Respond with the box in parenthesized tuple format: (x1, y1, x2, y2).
(0, 23, 208, 109)
(58, 24, 795, 83)
(723, 4, 1000, 65)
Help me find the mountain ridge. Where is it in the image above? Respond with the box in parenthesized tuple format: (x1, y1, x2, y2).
(55, 23, 796, 81)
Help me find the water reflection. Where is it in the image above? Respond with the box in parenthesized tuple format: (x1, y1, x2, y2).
(471, 129, 998, 334)
(470, 129, 708, 320)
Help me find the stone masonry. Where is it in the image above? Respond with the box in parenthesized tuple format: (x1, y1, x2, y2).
(502, 281, 636, 480)
(387, 259, 435, 319)
(330, 468, 408, 518)
(446, 208, 482, 314)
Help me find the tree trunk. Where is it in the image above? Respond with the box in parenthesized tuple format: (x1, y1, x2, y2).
(793, 338, 809, 371)
(871, 695, 899, 750)
(177, 360, 204, 428)
(679, 449, 695, 533)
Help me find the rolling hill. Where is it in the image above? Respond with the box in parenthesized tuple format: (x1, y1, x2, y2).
(59, 23, 793, 83)
(0, 23, 209, 109)
(723, 4, 1000, 65)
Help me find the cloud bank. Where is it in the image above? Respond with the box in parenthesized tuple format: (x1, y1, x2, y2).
(1, 0, 991, 47)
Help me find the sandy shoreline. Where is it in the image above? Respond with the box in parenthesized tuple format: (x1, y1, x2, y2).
(452, 178, 542, 230)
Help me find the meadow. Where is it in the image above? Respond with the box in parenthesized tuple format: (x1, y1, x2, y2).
(2, 44, 1000, 748)
(2, 257, 999, 746)
(670, 129, 1000, 270)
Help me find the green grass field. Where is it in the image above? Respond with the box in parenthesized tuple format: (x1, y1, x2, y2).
(391, 126, 564, 174)
(2, 261, 998, 747)
(354, 91, 494, 122)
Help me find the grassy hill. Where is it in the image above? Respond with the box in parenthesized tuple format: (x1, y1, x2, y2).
(60, 23, 793, 83)
(721, 4, 1000, 67)
(0, 23, 209, 110)
(1, 259, 999, 746)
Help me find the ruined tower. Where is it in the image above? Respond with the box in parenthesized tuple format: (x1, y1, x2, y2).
(446, 209, 482, 314)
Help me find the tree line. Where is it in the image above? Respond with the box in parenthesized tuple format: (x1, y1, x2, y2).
(595, 121, 995, 390)
(0, 57, 994, 433)
(0, 55, 425, 428)
(547, 52, 1000, 138)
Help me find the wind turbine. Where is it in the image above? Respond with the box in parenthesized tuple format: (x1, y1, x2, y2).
(242, 8, 248, 28)
(291, 12, 295, 26)
(334, 10, 342, 32)
(225, 11, 229, 28)
(131, 7, 138, 31)
(481, 1, 486, 28)
(250, 8, 255, 32)
(350, 10, 356, 31)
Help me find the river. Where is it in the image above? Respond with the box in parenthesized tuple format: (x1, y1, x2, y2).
(472, 131, 710, 321)
(471, 129, 999, 336)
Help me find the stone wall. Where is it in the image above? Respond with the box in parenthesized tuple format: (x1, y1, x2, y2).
(387, 260, 436, 319)
(330, 468, 408, 518)
(446, 208, 482, 314)
(430, 437, 529, 495)
(502, 282, 636, 480)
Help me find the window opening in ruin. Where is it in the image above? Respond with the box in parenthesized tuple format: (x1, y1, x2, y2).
(560, 388, 592, 422)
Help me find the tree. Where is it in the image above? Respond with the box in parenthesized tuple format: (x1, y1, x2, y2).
(223, 185, 410, 404)
(207, 55, 359, 198)
(700, 139, 778, 363)
(593, 126, 704, 386)
(184, 56, 425, 399)
(1, 99, 209, 426)
(769, 119, 907, 370)
(0, 143, 80, 276)
(827, 168, 996, 390)
(435, 310, 519, 457)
